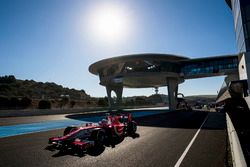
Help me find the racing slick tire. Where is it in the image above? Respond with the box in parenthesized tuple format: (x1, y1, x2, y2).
(127, 121, 137, 135)
(90, 130, 105, 145)
(63, 126, 77, 136)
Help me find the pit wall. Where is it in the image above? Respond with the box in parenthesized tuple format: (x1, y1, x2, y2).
(226, 113, 247, 167)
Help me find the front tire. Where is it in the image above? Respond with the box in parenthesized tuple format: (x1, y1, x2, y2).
(127, 121, 137, 135)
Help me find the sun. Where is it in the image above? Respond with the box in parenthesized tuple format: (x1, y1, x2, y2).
(87, 3, 131, 44)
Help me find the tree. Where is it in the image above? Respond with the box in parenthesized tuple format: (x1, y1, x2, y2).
(0, 75, 16, 83)
(59, 96, 69, 108)
(10, 97, 19, 108)
(70, 100, 76, 108)
(38, 100, 51, 109)
(20, 97, 32, 108)
(97, 98, 108, 106)
(135, 97, 147, 105)
(0, 96, 9, 109)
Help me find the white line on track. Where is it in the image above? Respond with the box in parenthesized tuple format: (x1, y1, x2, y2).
(174, 114, 209, 167)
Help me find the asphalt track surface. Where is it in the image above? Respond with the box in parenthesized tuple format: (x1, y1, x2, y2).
(0, 110, 168, 138)
(0, 111, 227, 167)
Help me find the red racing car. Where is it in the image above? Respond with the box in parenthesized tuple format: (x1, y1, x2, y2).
(48, 113, 137, 153)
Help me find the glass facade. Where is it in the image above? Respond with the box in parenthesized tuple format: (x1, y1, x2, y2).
(99, 57, 238, 79)
(230, 0, 250, 52)
(181, 57, 238, 77)
(95, 56, 239, 96)
(98, 60, 181, 77)
(121, 60, 180, 74)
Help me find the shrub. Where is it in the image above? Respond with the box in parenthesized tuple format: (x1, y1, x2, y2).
(0, 75, 16, 83)
(10, 97, 19, 108)
(70, 100, 76, 108)
(97, 98, 108, 106)
(124, 99, 135, 106)
(0, 96, 10, 109)
(59, 96, 69, 108)
(20, 97, 32, 108)
(0, 84, 11, 92)
(135, 97, 147, 105)
(38, 100, 51, 109)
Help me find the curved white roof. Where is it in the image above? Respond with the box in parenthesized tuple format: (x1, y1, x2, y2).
(89, 53, 189, 75)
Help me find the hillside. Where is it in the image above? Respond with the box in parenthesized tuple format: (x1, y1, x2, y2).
(0, 75, 218, 110)
(0, 75, 90, 100)
(185, 95, 217, 103)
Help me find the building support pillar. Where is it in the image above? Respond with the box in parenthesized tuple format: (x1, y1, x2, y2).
(106, 85, 123, 109)
(167, 78, 178, 111)
(113, 86, 123, 106)
(175, 85, 178, 100)
(106, 86, 114, 107)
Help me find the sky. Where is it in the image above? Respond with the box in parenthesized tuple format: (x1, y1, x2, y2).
(0, 0, 237, 97)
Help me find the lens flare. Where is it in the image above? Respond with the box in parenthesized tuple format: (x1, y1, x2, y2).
(86, 3, 131, 44)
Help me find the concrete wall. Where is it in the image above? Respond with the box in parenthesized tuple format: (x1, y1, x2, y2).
(239, 52, 250, 93)
(238, 53, 248, 80)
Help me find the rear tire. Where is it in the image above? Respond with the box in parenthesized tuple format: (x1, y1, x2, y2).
(127, 121, 137, 135)
(91, 130, 105, 145)
(63, 126, 77, 136)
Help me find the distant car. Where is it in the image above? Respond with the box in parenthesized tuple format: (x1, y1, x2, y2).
(48, 113, 137, 152)
(215, 105, 224, 112)
(194, 105, 202, 109)
(176, 97, 192, 111)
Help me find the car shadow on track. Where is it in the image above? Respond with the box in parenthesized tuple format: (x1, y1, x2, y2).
(45, 134, 140, 158)
(46, 145, 106, 158)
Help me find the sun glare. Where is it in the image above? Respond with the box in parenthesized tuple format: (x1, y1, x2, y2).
(86, 3, 131, 44)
